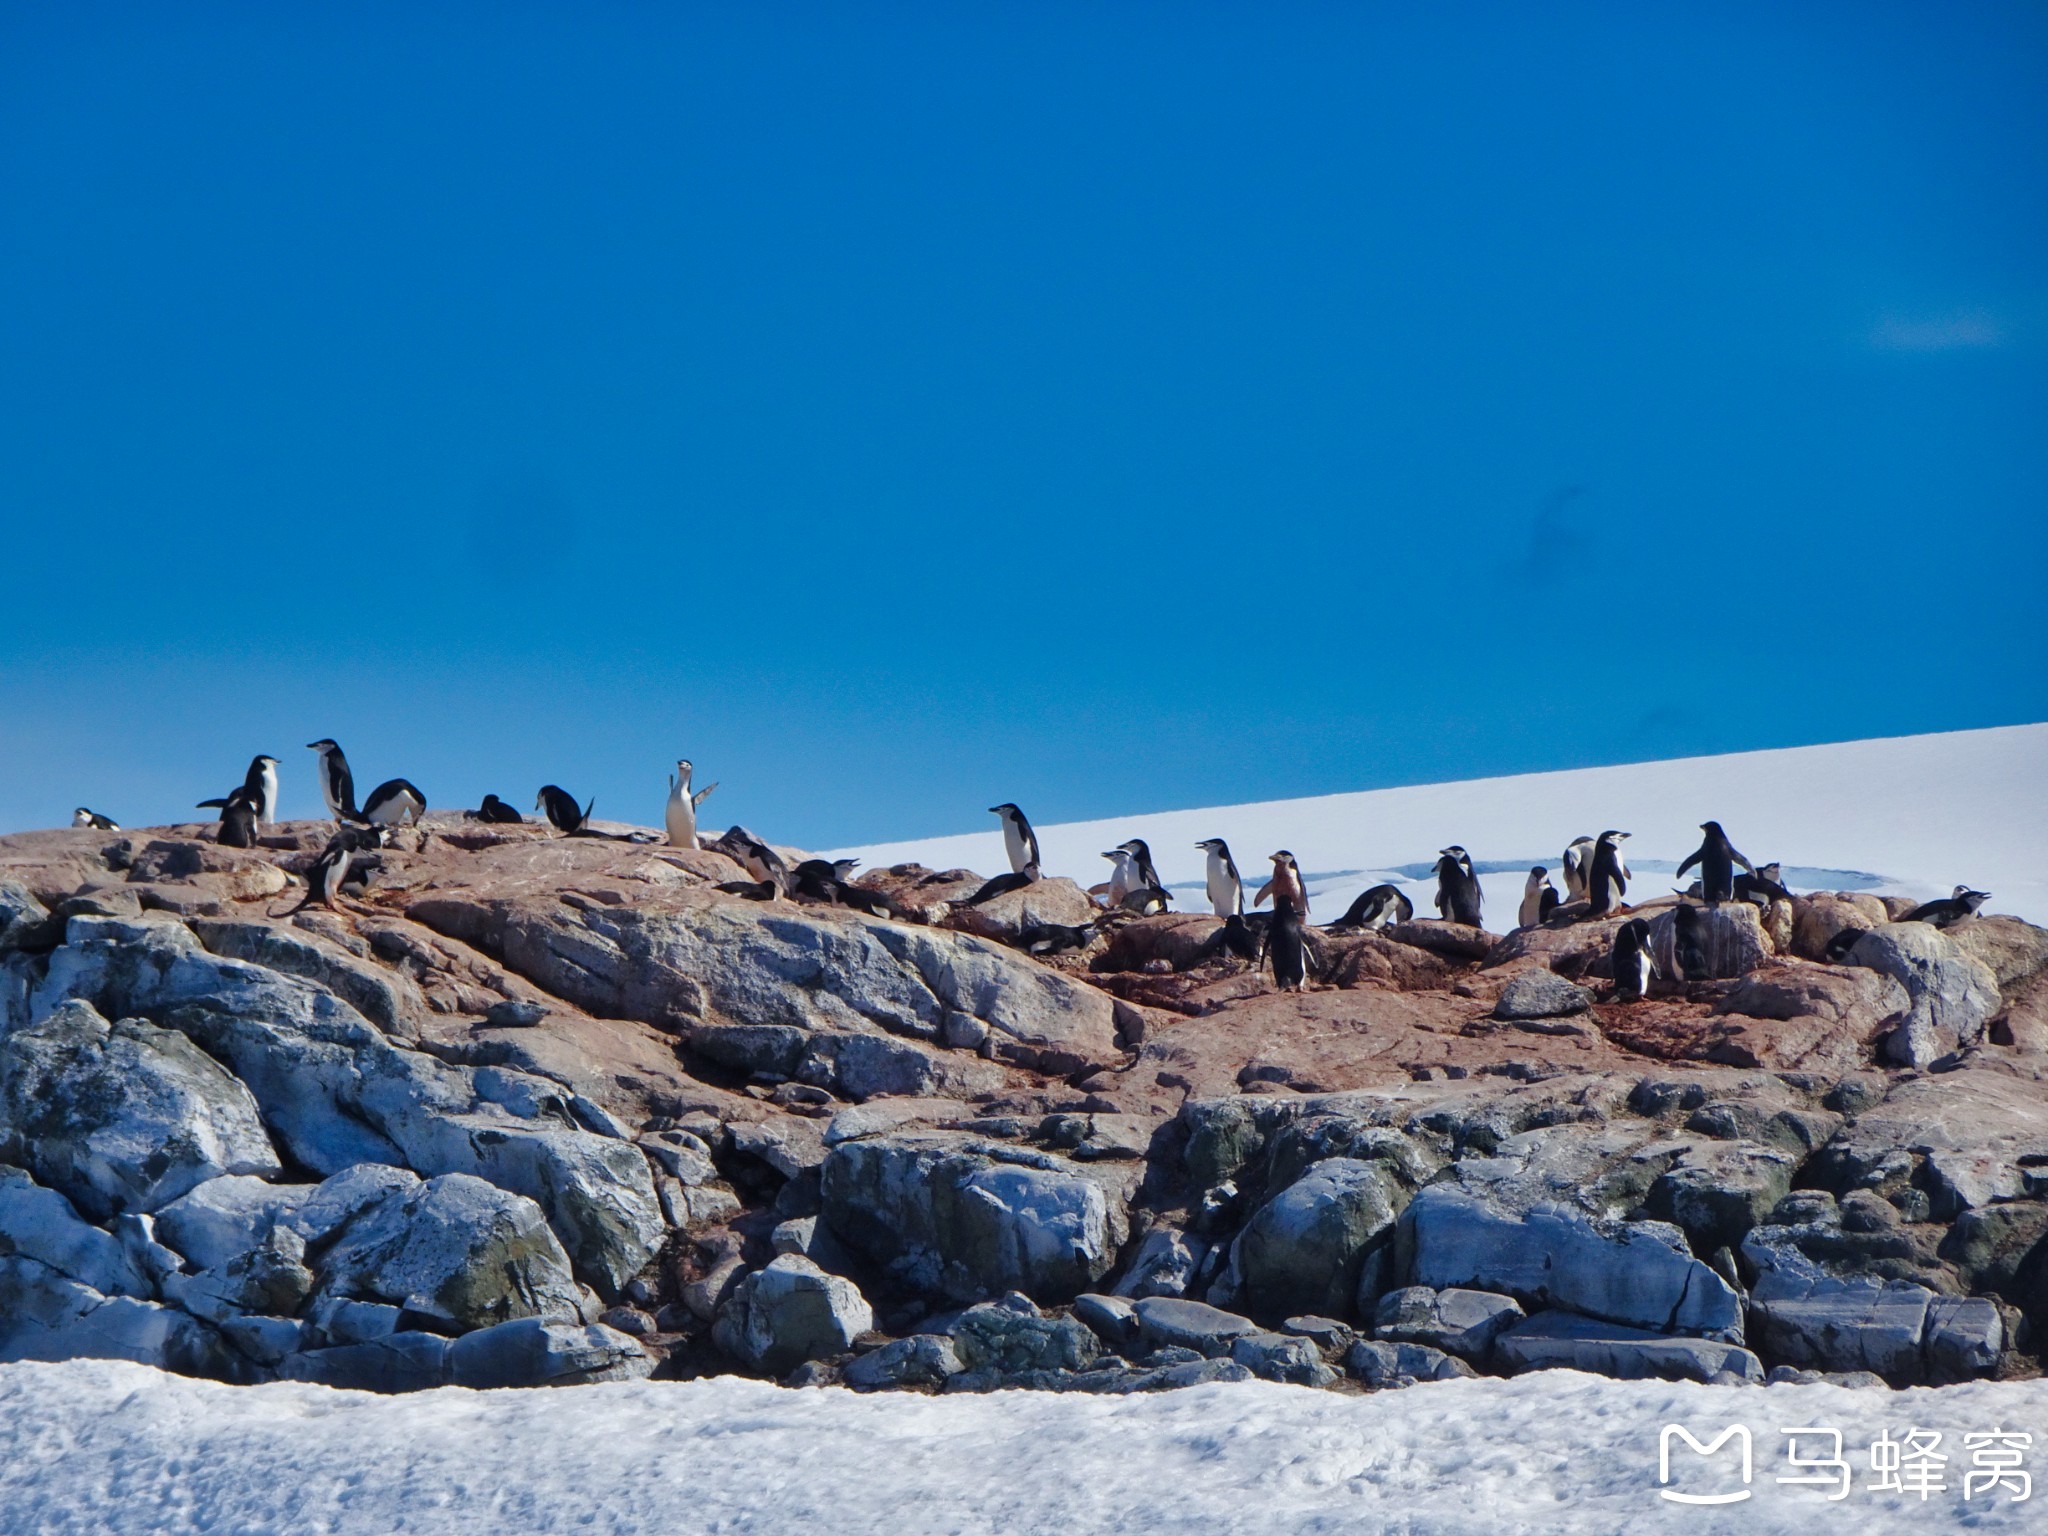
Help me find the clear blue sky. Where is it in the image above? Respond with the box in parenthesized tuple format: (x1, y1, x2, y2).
(3, 2, 2043, 845)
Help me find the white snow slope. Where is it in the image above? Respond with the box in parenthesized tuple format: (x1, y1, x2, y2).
(1, 1360, 2043, 1535)
(837, 724, 2048, 926)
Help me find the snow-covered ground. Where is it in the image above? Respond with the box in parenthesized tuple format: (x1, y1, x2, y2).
(836, 724, 2048, 926)
(0, 1360, 2041, 1534)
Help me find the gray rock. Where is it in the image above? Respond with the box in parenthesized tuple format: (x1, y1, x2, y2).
(1230, 1330, 1338, 1386)
(187, 919, 429, 1042)
(1843, 924, 2001, 1067)
(162, 1224, 314, 1323)
(0, 880, 50, 953)
(220, 1313, 303, 1365)
(1494, 1310, 1763, 1383)
(1132, 1296, 1259, 1357)
(843, 1333, 963, 1390)
(1400, 1185, 1742, 1339)
(1233, 1157, 1407, 1319)
(314, 1172, 588, 1331)
(1281, 1315, 1358, 1352)
(1345, 1338, 1475, 1386)
(0, 1256, 234, 1375)
(1071, 1293, 1139, 1351)
(1492, 972, 1592, 1021)
(280, 1331, 451, 1393)
(1111, 1225, 1207, 1300)
(1373, 1285, 1524, 1358)
(1922, 1295, 2005, 1381)
(0, 998, 280, 1219)
(949, 1298, 1100, 1374)
(0, 1164, 150, 1296)
(820, 1131, 1133, 1304)
(152, 1174, 314, 1272)
(1645, 903, 1770, 981)
(447, 1318, 654, 1388)
(713, 1254, 873, 1375)
(305, 1296, 403, 1346)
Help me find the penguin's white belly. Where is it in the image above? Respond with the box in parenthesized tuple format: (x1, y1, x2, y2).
(1002, 826, 1029, 875)
(666, 791, 697, 849)
(259, 767, 279, 826)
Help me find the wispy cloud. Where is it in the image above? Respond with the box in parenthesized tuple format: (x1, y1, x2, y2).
(1867, 310, 2006, 353)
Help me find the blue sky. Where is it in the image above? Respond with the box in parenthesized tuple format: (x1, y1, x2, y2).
(2, 2, 2043, 846)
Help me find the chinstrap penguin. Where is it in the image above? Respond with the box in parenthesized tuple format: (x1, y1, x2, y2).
(989, 804, 1041, 876)
(1196, 837, 1244, 917)
(1328, 883, 1413, 931)
(306, 740, 357, 821)
(1433, 847, 1483, 927)
(665, 760, 719, 850)
(1675, 821, 1755, 907)
(198, 755, 279, 827)
(71, 808, 120, 831)
(216, 787, 262, 850)
(1585, 830, 1632, 917)
(1610, 917, 1656, 1002)
(1561, 836, 1596, 902)
(1255, 850, 1308, 917)
(1672, 902, 1712, 981)
(467, 795, 524, 824)
(1901, 886, 1991, 929)
(1517, 866, 1560, 929)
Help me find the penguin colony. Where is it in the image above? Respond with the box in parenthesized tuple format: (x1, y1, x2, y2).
(55, 761, 1986, 1007)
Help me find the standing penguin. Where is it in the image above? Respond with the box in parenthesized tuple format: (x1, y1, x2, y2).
(1254, 850, 1309, 918)
(1116, 838, 1164, 894)
(1518, 866, 1560, 929)
(1197, 838, 1244, 918)
(1585, 830, 1632, 917)
(1434, 847, 1484, 927)
(1262, 903, 1311, 993)
(1611, 917, 1656, 1001)
(989, 804, 1041, 876)
(665, 760, 720, 849)
(198, 755, 280, 828)
(306, 740, 358, 821)
(217, 787, 262, 849)
(1561, 835, 1597, 902)
(1675, 821, 1756, 907)
(1100, 847, 1143, 908)
(536, 785, 595, 834)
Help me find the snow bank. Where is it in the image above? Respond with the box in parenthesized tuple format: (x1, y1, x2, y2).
(2, 1360, 2042, 1534)
(836, 724, 2048, 924)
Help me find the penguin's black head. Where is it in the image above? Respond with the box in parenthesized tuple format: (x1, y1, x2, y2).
(1700, 820, 1725, 836)
(1529, 865, 1547, 878)
(307, 739, 339, 752)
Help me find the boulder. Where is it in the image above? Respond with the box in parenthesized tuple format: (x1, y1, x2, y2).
(1494, 1311, 1762, 1383)
(1841, 925, 2000, 1067)
(940, 877, 1099, 946)
(1131, 1296, 1258, 1357)
(1382, 921, 1497, 964)
(1232, 1157, 1407, 1319)
(1704, 964, 1908, 1073)
(0, 1257, 234, 1375)
(1491, 972, 1592, 1022)
(1747, 1277, 2001, 1384)
(1372, 1285, 1523, 1358)
(1111, 1226, 1207, 1300)
(447, 1318, 654, 1388)
(1644, 903, 1770, 981)
(820, 1132, 1133, 1304)
(1789, 893, 1890, 962)
(1320, 934, 1456, 992)
(1943, 916, 2048, 990)
(313, 1172, 588, 1331)
(188, 918, 430, 1042)
(0, 880, 50, 953)
(152, 1174, 321, 1272)
(0, 999, 280, 1221)
(1071, 1293, 1139, 1350)
(1345, 1338, 1474, 1386)
(0, 1164, 150, 1296)
(1229, 1330, 1338, 1386)
(162, 1224, 315, 1323)
(844, 1333, 964, 1391)
(713, 1254, 873, 1375)
(948, 1296, 1100, 1374)
(280, 1332, 451, 1393)
(1399, 1185, 1742, 1339)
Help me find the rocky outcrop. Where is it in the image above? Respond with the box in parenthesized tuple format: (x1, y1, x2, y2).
(1843, 924, 2001, 1067)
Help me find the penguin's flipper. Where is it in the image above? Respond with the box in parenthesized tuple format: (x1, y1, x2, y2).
(196, 797, 229, 809)
(1675, 849, 1702, 880)
(692, 781, 719, 808)
(1731, 846, 1756, 874)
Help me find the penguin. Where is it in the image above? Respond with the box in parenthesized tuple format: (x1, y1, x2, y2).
(272, 827, 379, 917)
(791, 858, 851, 904)
(198, 755, 279, 827)
(1119, 885, 1172, 915)
(1517, 866, 1559, 930)
(536, 785, 594, 835)
(1254, 851, 1308, 917)
(70, 808, 120, 831)
(1116, 838, 1164, 895)
(1675, 821, 1756, 907)
(359, 778, 426, 827)
(1610, 917, 1656, 1002)
(1020, 919, 1101, 956)
(1561, 836, 1597, 902)
(665, 760, 720, 850)
(1262, 904, 1312, 992)
(467, 795, 525, 824)
(1901, 886, 1991, 929)
(1672, 902, 1712, 982)
(1733, 862, 1794, 908)
(836, 880, 896, 918)
(1822, 927, 1866, 964)
(1100, 848, 1143, 908)
(989, 804, 1041, 877)
(1433, 848, 1484, 927)
(961, 864, 1037, 906)
(1191, 912, 1262, 967)
(1196, 837, 1244, 918)
(714, 879, 778, 901)
(1585, 830, 1632, 917)
(306, 740, 358, 821)
(711, 825, 788, 895)
(1328, 884, 1413, 931)
(217, 786, 262, 850)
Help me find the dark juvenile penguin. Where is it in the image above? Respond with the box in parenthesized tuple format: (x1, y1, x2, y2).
(1263, 904, 1311, 993)
(71, 808, 120, 831)
(1517, 866, 1559, 929)
(307, 740, 358, 821)
(468, 795, 524, 824)
(198, 755, 279, 827)
(1675, 821, 1755, 907)
(1610, 917, 1656, 1002)
(1255, 851, 1309, 918)
(989, 804, 1041, 876)
(359, 778, 426, 827)
(535, 785, 594, 834)
(791, 858, 867, 905)
(1197, 837, 1244, 917)
(1433, 848, 1484, 927)
(1191, 912, 1262, 967)
(1585, 830, 1632, 917)
(1672, 903, 1712, 982)
(217, 787, 262, 850)
(1329, 883, 1413, 931)
(1902, 886, 1991, 929)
